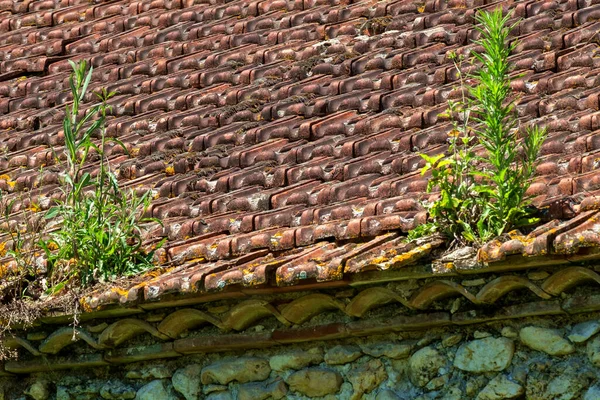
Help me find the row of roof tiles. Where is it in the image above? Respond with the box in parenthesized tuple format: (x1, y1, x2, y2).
(2, 0, 600, 303)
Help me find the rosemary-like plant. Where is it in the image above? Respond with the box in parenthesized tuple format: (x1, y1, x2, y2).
(410, 8, 547, 246)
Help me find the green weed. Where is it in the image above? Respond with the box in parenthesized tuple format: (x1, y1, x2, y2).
(40, 61, 162, 289)
(410, 8, 547, 246)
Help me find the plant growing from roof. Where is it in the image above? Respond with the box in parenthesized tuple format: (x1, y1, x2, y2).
(40, 60, 162, 290)
(0, 189, 46, 300)
(409, 8, 547, 246)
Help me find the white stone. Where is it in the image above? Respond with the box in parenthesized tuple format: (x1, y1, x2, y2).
(568, 320, 600, 343)
(135, 380, 171, 400)
(454, 337, 514, 373)
(56, 387, 69, 400)
(206, 392, 233, 400)
(238, 380, 287, 400)
(408, 346, 446, 387)
(26, 381, 49, 400)
(286, 368, 343, 397)
(201, 358, 271, 385)
(360, 342, 412, 359)
(520, 327, 574, 356)
(269, 348, 322, 371)
(442, 386, 464, 400)
(476, 375, 524, 400)
(172, 364, 202, 400)
(587, 335, 600, 366)
(100, 381, 136, 399)
(375, 389, 401, 400)
(325, 345, 362, 365)
(425, 374, 448, 391)
(203, 385, 228, 395)
(348, 359, 387, 397)
(544, 374, 585, 400)
(583, 384, 600, 400)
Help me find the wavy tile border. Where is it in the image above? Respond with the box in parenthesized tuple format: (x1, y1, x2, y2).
(6, 266, 600, 363)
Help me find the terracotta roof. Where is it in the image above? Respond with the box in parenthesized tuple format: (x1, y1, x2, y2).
(2, 0, 600, 310)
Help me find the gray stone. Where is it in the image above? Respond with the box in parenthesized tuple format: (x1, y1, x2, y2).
(324, 345, 362, 365)
(425, 374, 449, 391)
(286, 368, 343, 397)
(520, 327, 574, 356)
(454, 337, 514, 373)
(172, 364, 202, 400)
(348, 359, 387, 399)
(56, 387, 69, 400)
(238, 380, 287, 400)
(390, 358, 409, 380)
(569, 321, 600, 343)
(544, 374, 586, 400)
(201, 358, 271, 385)
(588, 335, 600, 366)
(100, 381, 136, 399)
(26, 381, 49, 400)
(441, 386, 463, 400)
(408, 346, 446, 387)
(203, 385, 227, 395)
(135, 380, 170, 400)
(583, 384, 600, 400)
(269, 348, 322, 371)
(206, 392, 233, 400)
(466, 376, 488, 397)
(376, 389, 402, 400)
(476, 375, 524, 400)
(360, 342, 412, 359)
(474, 331, 492, 339)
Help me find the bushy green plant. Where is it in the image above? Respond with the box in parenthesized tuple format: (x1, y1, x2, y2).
(410, 8, 547, 246)
(41, 61, 161, 289)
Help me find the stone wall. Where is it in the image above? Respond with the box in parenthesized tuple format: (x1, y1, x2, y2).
(5, 314, 600, 400)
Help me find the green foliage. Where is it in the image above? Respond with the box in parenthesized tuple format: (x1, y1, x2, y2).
(40, 60, 162, 288)
(0, 191, 44, 299)
(412, 8, 547, 246)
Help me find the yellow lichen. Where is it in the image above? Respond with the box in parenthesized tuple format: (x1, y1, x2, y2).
(111, 287, 130, 297)
(0, 174, 15, 189)
(165, 165, 175, 176)
(371, 256, 390, 265)
(28, 202, 41, 213)
(79, 297, 93, 313)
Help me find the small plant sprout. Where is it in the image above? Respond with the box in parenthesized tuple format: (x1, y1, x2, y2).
(409, 8, 547, 246)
